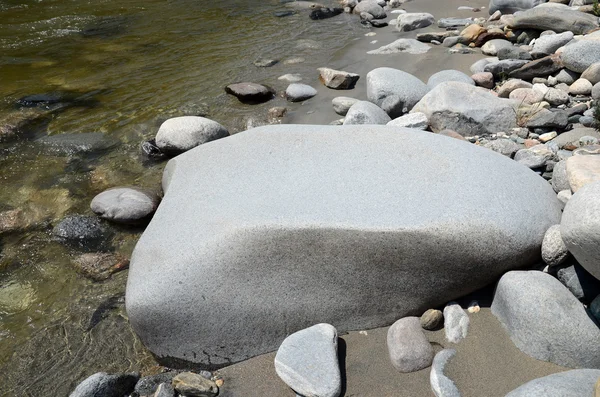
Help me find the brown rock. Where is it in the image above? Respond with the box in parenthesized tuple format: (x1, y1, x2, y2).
(268, 107, 287, 119)
(472, 72, 495, 89)
(524, 138, 541, 148)
(509, 54, 564, 81)
(172, 372, 218, 397)
(0, 110, 48, 143)
(566, 155, 600, 192)
(460, 24, 486, 43)
(0, 208, 29, 235)
(420, 309, 443, 330)
(318, 67, 360, 90)
(72, 253, 130, 281)
(474, 31, 506, 47)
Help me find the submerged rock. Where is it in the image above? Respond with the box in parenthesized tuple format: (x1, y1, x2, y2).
(72, 252, 129, 281)
(53, 215, 113, 251)
(36, 132, 119, 156)
(126, 125, 561, 368)
(155, 116, 229, 156)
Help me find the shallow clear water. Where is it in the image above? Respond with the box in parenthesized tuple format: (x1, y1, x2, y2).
(0, 0, 361, 394)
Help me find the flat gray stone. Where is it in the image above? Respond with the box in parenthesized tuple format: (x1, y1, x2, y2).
(396, 13, 435, 32)
(506, 369, 600, 397)
(91, 187, 160, 224)
(491, 270, 600, 368)
(285, 84, 317, 102)
(553, 128, 600, 149)
(367, 67, 429, 118)
(562, 181, 600, 280)
(343, 101, 391, 125)
(332, 97, 358, 116)
(531, 31, 574, 58)
(387, 317, 434, 372)
(582, 63, 600, 85)
(274, 324, 341, 397)
(510, 8, 599, 35)
(508, 55, 564, 81)
(525, 109, 568, 129)
(438, 18, 474, 28)
(387, 112, 428, 129)
(561, 40, 600, 73)
(411, 82, 518, 136)
(443, 302, 469, 343)
(541, 224, 569, 266)
(155, 116, 229, 156)
(126, 125, 562, 368)
(489, 0, 546, 14)
(70, 372, 139, 397)
(36, 132, 119, 156)
(367, 39, 430, 55)
(427, 70, 474, 89)
(430, 349, 460, 397)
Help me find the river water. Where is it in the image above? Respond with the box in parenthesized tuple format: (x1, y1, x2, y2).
(0, 0, 362, 394)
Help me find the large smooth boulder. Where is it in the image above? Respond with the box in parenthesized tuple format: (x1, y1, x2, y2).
(411, 82, 518, 136)
(491, 271, 600, 368)
(126, 125, 562, 368)
(489, 0, 546, 14)
(561, 40, 600, 73)
(562, 181, 600, 280)
(506, 369, 600, 397)
(510, 8, 599, 35)
(366, 68, 429, 118)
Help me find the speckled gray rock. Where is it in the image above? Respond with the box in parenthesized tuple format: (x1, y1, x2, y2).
(430, 349, 460, 397)
(544, 88, 569, 106)
(443, 302, 469, 344)
(126, 125, 562, 368)
(489, 0, 546, 14)
(541, 225, 569, 266)
(561, 40, 600, 73)
(531, 31, 574, 58)
(427, 70, 474, 89)
(591, 295, 600, 322)
(420, 309, 443, 330)
(69, 372, 139, 397)
(274, 324, 341, 397)
(412, 82, 518, 136)
(354, 0, 386, 18)
(556, 262, 600, 302)
(154, 383, 175, 397)
(332, 97, 359, 116)
(53, 215, 112, 251)
(367, 39, 431, 55)
(552, 161, 570, 192)
(525, 109, 568, 129)
(367, 67, 429, 118)
(483, 139, 521, 157)
(482, 39, 513, 56)
(491, 271, 600, 368)
(285, 84, 317, 102)
(506, 369, 600, 397)
(562, 181, 600, 280)
(156, 116, 229, 156)
(593, 82, 600, 100)
(387, 317, 434, 372)
(510, 8, 599, 35)
(91, 187, 160, 224)
(514, 145, 553, 168)
(343, 101, 391, 125)
(396, 13, 435, 32)
(387, 112, 428, 129)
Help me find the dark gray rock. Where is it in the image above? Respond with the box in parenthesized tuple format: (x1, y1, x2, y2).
(430, 349, 460, 397)
(491, 271, 600, 368)
(53, 215, 112, 251)
(497, 47, 532, 61)
(36, 132, 118, 156)
(225, 83, 275, 104)
(561, 40, 600, 73)
(285, 84, 318, 102)
(412, 82, 518, 136)
(531, 31, 575, 58)
(562, 181, 600, 280)
(443, 302, 469, 343)
(69, 372, 139, 397)
(126, 125, 562, 368)
(387, 317, 434, 372)
(591, 295, 600, 322)
(274, 323, 341, 397)
(484, 59, 529, 77)
(525, 109, 568, 129)
(489, 0, 546, 14)
(541, 224, 569, 266)
(366, 67, 429, 118)
(510, 8, 599, 35)
(90, 187, 160, 225)
(155, 116, 229, 156)
(556, 262, 600, 303)
(310, 7, 343, 20)
(253, 58, 278, 67)
(154, 383, 176, 397)
(343, 101, 391, 125)
(134, 372, 180, 396)
(509, 55, 564, 81)
(427, 70, 474, 89)
(506, 369, 600, 397)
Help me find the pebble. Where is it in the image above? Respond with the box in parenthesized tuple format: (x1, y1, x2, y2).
(467, 300, 480, 313)
(420, 309, 443, 330)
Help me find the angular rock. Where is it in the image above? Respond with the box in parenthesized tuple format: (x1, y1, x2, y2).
(387, 112, 428, 129)
(556, 262, 600, 302)
(154, 383, 175, 397)
(172, 372, 218, 397)
(91, 187, 160, 224)
(541, 224, 569, 266)
(443, 302, 469, 344)
(274, 323, 341, 397)
(134, 372, 180, 396)
(367, 39, 431, 55)
(387, 317, 434, 372)
(481, 39, 513, 56)
(562, 181, 600, 279)
(525, 108, 568, 129)
(69, 372, 139, 397)
(460, 24, 486, 43)
(155, 116, 229, 156)
(318, 68, 360, 90)
(420, 309, 443, 330)
(427, 70, 474, 89)
(510, 8, 599, 35)
(396, 13, 435, 32)
(509, 54, 564, 81)
(489, 0, 546, 14)
(491, 271, 600, 368)
(343, 101, 391, 125)
(531, 31, 574, 58)
(224, 83, 275, 104)
(566, 155, 600, 192)
(506, 370, 600, 397)
(332, 97, 358, 116)
(366, 67, 429, 118)
(561, 40, 600, 73)
(582, 62, 600, 85)
(126, 125, 562, 368)
(285, 84, 318, 102)
(430, 349, 460, 397)
(412, 82, 518, 136)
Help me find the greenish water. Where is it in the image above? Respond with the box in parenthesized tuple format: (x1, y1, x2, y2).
(0, 0, 361, 394)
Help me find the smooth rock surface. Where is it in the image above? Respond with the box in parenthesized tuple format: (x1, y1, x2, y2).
(412, 82, 518, 136)
(420, 309, 443, 330)
(443, 303, 469, 344)
(561, 40, 600, 73)
(581, 63, 600, 85)
(318, 68, 360, 90)
(91, 187, 160, 224)
(510, 8, 599, 34)
(427, 70, 474, 89)
(367, 67, 429, 118)
(556, 262, 600, 302)
(566, 155, 600, 192)
(387, 112, 428, 129)
(155, 116, 229, 156)
(70, 372, 139, 397)
(506, 369, 600, 397)
(274, 323, 341, 397)
(332, 97, 358, 116)
(343, 101, 391, 125)
(285, 84, 318, 102)
(126, 125, 562, 368)
(481, 39, 513, 56)
(430, 349, 460, 397)
(491, 271, 600, 368)
(367, 39, 431, 55)
(224, 83, 274, 104)
(531, 31, 574, 58)
(489, 0, 546, 14)
(541, 225, 569, 266)
(387, 317, 434, 372)
(396, 13, 435, 32)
